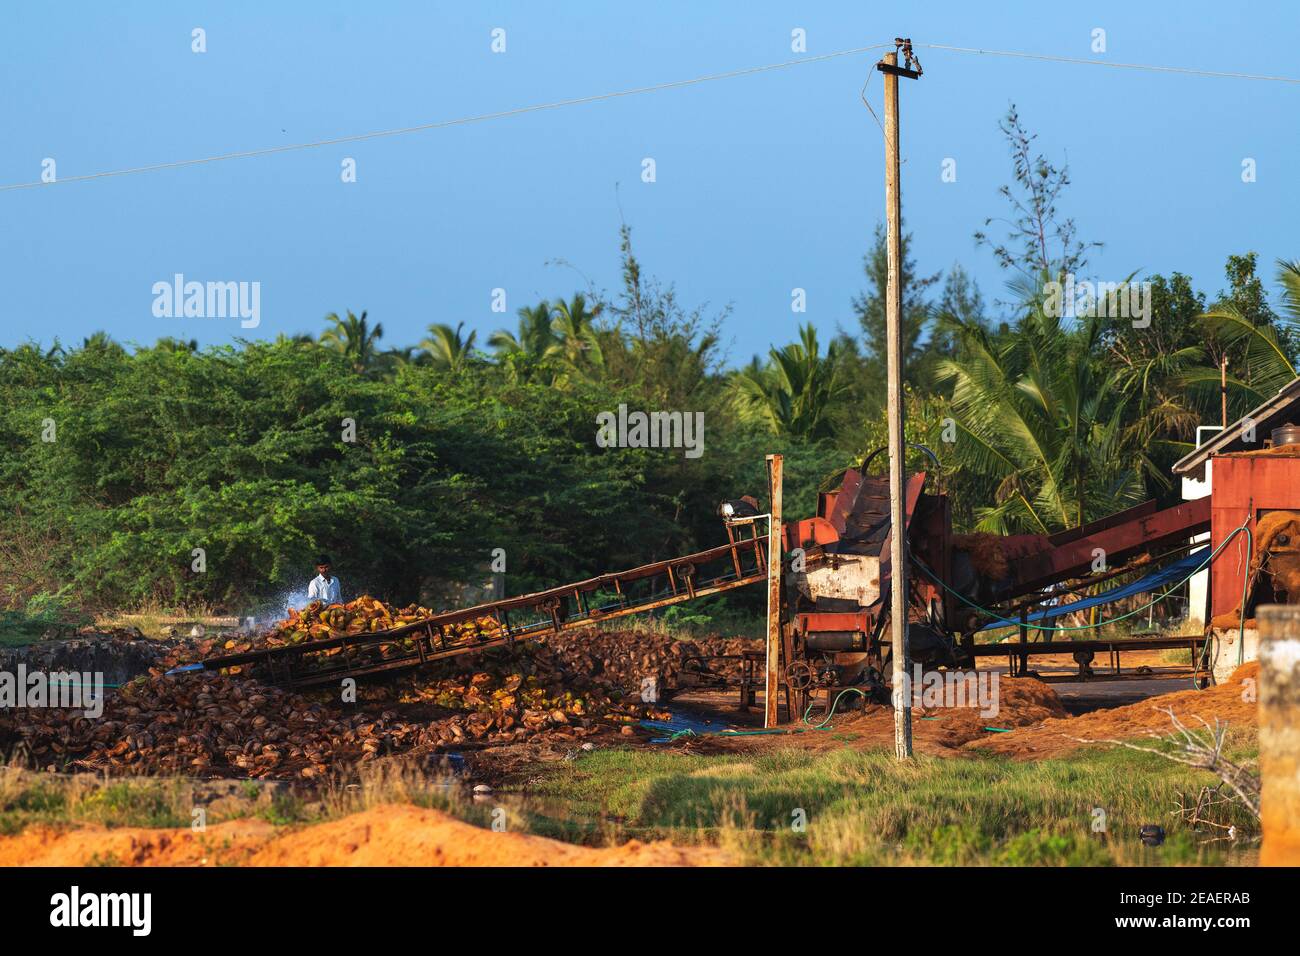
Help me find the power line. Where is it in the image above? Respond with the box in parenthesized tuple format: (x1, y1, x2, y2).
(0, 42, 893, 193)
(924, 43, 1300, 84)
(8, 39, 1295, 194)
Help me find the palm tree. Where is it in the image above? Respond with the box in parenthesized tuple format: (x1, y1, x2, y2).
(489, 301, 556, 359)
(420, 321, 478, 371)
(547, 293, 606, 378)
(1197, 258, 1300, 405)
(154, 337, 200, 352)
(931, 276, 1156, 534)
(320, 310, 384, 374)
(274, 332, 317, 348)
(80, 331, 124, 354)
(730, 324, 848, 442)
(375, 346, 418, 377)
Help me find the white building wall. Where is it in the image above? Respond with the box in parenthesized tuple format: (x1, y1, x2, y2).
(1183, 426, 1223, 627)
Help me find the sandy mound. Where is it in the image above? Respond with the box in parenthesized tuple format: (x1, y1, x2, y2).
(0, 804, 729, 867)
(968, 662, 1259, 759)
(0, 819, 277, 867)
(249, 804, 729, 866)
(918, 674, 1069, 745)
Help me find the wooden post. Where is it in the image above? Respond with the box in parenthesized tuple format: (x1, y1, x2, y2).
(882, 50, 913, 758)
(764, 453, 783, 729)
(1259, 604, 1300, 865)
(1018, 607, 1029, 677)
(1221, 355, 1229, 428)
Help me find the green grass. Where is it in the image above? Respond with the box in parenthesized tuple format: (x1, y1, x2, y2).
(512, 744, 1259, 865)
(0, 742, 1259, 866)
(0, 760, 497, 840)
(0, 772, 191, 834)
(0, 589, 92, 647)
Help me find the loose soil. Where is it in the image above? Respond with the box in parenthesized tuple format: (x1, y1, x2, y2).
(676, 673, 1069, 758)
(966, 661, 1259, 759)
(642, 657, 1255, 763)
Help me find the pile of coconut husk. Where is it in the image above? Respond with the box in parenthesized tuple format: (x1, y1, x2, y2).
(150, 596, 501, 676)
(154, 598, 759, 698)
(3, 625, 746, 779)
(1, 652, 655, 779)
(537, 629, 757, 695)
(263, 596, 499, 647)
(2, 592, 766, 780)
(968, 661, 1260, 760)
(1210, 510, 1300, 629)
(2, 673, 400, 778)
(952, 533, 1012, 580)
(953, 532, 1056, 583)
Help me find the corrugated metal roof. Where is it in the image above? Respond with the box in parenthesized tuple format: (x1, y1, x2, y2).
(1172, 375, 1300, 476)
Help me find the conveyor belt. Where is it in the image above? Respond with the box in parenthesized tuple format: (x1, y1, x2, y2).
(184, 523, 771, 688)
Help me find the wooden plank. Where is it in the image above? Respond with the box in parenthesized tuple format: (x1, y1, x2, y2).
(1260, 605, 1299, 865)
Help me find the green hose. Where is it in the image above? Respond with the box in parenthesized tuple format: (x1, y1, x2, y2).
(802, 686, 869, 729)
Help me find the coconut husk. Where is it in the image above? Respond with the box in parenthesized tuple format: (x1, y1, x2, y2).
(1, 623, 759, 780)
(952, 533, 1011, 580)
(1222, 446, 1300, 459)
(1209, 510, 1300, 627)
(968, 661, 1259, 759)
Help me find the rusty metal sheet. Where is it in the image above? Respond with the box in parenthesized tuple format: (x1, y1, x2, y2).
(798, 611, 872, 633)
(1005, 497, 1210, 597)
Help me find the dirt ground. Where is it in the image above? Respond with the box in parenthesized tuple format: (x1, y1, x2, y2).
(0, 657, 1260, 867)
(0, 804, 730, 867)
(644, 655, 1256, 762)
(967, 661, 1259, 760)
(0, 629, 1261, 866)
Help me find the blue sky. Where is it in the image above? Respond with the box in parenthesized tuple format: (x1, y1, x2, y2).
(3, 1, 1297, 364)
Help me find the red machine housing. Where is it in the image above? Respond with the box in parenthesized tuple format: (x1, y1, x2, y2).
(1208, 452, 1299, 619)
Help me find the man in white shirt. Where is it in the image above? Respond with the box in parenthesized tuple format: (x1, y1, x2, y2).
(306, 555, 342, 605)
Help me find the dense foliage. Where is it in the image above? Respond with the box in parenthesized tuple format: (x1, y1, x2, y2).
(2, 106, 1297, 615)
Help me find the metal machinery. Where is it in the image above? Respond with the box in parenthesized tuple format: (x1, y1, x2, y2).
(193, 430, 1300, 723)
(774, 448, 1215, 719)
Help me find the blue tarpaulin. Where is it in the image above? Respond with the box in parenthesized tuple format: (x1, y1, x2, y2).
(977, 547, 1207, 631)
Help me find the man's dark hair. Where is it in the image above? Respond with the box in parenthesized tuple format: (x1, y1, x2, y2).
(315, 555, 333, 566)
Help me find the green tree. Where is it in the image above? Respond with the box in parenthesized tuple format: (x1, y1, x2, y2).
(974, 104, 1101, 281)
(852, 221, 939, 400)
(419, 321, 479, 372)
(600, 223, 726, 410)
(730, 324, 848, 442)
(932, 282, 1156, 533)
(547, 293, 606, 379)
(1199, 255, 1300, 405)
(320, 310, 384, 374)
(489, 301, 556, 359)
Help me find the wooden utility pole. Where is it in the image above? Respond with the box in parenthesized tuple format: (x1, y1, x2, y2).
(1221, 355, 1229, 427)
(764, 453, 783, 728)
(879, 42, 921, 759)
(1259, 605, 1300, 865)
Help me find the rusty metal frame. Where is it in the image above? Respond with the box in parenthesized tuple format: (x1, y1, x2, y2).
(199, 523, 772, 688)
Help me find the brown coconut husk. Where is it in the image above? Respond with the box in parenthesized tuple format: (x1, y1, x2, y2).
(1210, 510, 1300, 627)
(953, 533, 1012, 580)
(968, 661, 1259, 760)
